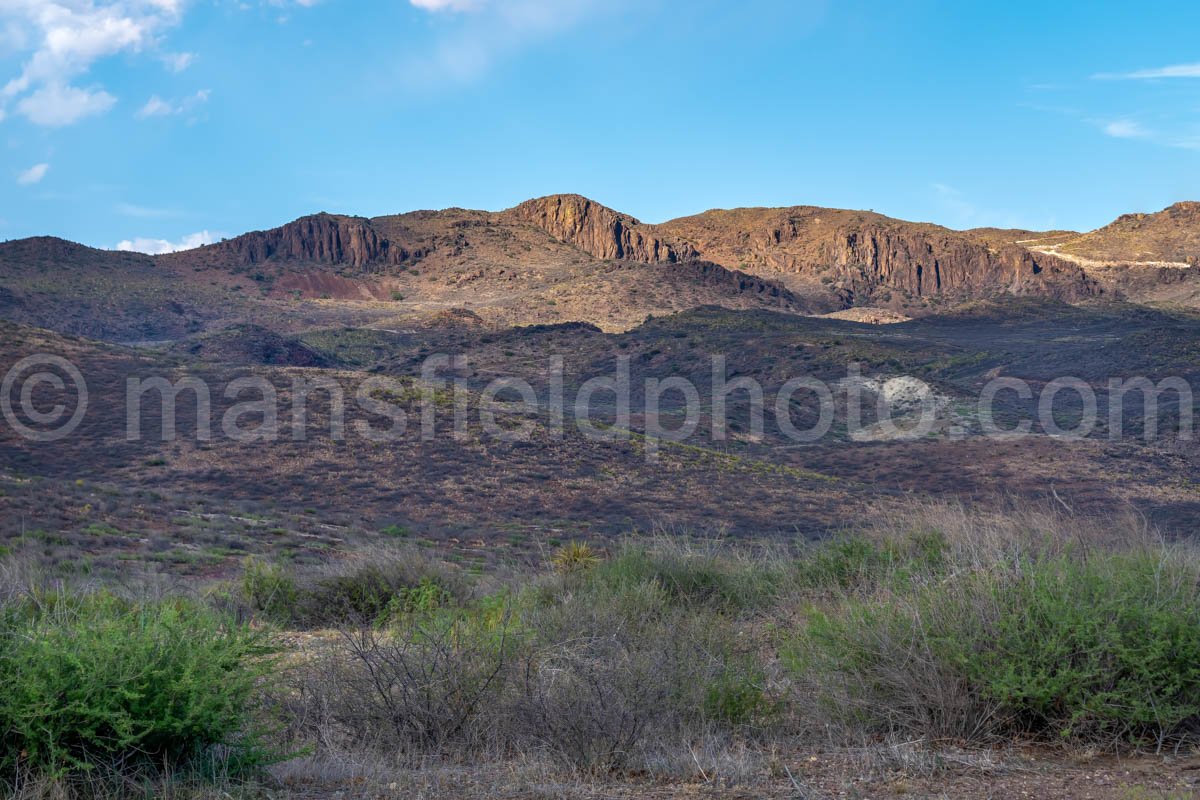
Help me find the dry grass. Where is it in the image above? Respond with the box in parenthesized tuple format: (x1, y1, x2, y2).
(7, 500, 1200, 799)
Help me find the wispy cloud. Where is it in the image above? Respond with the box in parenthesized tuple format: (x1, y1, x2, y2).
(1094, 63, 1200, 80)
(403, 0, 613, 86)
(1085, 117, 1200, 150)
(1102, 119, 1150, 139)
(16, 162, 48, 185)
(1067, 70, 1200, 151)
(0, 1, 188, 126)
(932, 183, 978, 225)
(410, 0, 485, 10)
(116, 202, 179, 219)
(162, 51, 195, 72)
(930, 183, 1039, 230)
(115, 229, 217, 255)
(135, 88, 209, 119)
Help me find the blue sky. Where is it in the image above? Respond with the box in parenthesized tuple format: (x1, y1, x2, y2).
(1, 0, 1199, 252)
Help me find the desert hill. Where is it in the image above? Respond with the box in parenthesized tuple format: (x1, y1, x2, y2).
(1047, 201, 1200, 266)
(2, 295, 1198, 554)
(2, 195, 1199, 342)
(158, 194, 1200, 319)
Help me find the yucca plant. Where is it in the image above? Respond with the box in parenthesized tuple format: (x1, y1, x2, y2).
(551, 541, 602, 574)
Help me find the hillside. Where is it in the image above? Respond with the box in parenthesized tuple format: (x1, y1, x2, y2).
(4, 224, 1200, 800)
(3, 195, 1200, 343)
(1050, 201, 1200, 266)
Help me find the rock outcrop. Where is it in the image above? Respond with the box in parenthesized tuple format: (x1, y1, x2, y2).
(510, 199, 1101, 303)
(159, 197, 1112, 307)
(809, 225, 1099, 300)
(165, 214, 411, 272)
(692, 208, 1102, 302)
(215, 214, 402, 269)
(508, 195, 694, 263)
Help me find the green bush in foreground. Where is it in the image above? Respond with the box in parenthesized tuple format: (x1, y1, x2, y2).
(793, 549, 1200, 746)
(0, 593, 275, 782)
(966, 553, 1200, 742)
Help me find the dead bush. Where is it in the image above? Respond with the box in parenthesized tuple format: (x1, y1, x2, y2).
(511, 581, 770, 773)
(283, 605, 515, 755)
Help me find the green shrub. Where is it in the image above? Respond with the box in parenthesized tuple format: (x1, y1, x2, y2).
(313, 564, 409, 621)
(0, 593, 275, 782)
(962, 553, 1200, 742)
(583, 543, 780, 613)
(791, 549, 1200, 746)
(240, 550, 469, 628)
(702, 660, 771, 728)
(793, 531, 947, 593)
(240, 558, 298, 623)
(381, 576, 452, 617)
(788, 588, 994, 741)
(794, 538, 889, 590)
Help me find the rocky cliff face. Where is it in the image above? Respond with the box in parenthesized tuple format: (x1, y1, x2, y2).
(217, 214, 403, 269)
(512, 198, 1101, 303)
(663, 208, 1104, 301)
(508, 195, 694, 263)
(810, 224, 1098, 300)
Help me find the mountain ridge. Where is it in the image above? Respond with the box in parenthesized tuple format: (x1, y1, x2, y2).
(153, 193, 1110, 306)
(3, 194, 1199, 340)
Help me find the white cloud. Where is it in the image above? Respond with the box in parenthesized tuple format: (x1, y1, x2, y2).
(0, 18, 28, 56)
(16, 82, 115, 125)
(0, 1, 188, 126)
(162, 51, 193, 72)
(115, 229, 216, 254)
(1085, 118, 1200, 150)
(136, 94, 173, 117)
(16, 161, 48, 185)
(410, 0, 486, 11)
(1103, 119, 1150, 139)
(135, 88, 209, 118)
(1094, 63, 1200, 80)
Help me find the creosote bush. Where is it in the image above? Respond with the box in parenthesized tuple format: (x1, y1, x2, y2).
(789, 504, 1200, 748)
(238, 544, 469, 627)
(967, 552, 1200, 742)
(571, 537, 786, 613)
(0, 591, 275, 789)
